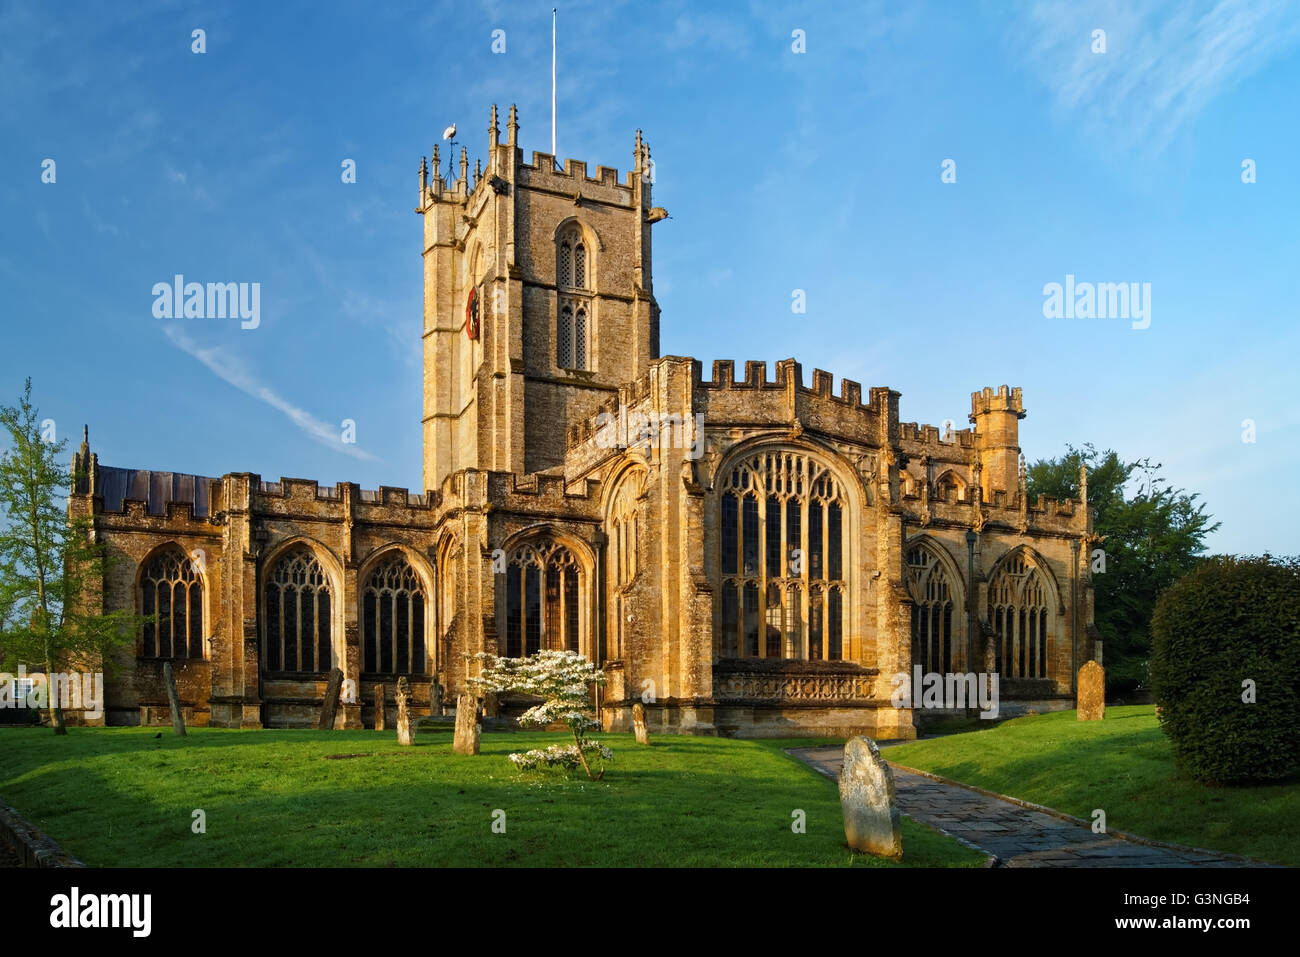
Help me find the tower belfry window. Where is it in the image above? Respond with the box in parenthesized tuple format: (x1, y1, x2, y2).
(556, 224, 593, 370)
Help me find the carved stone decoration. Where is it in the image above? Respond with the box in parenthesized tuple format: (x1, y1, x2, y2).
(712, 669, 876, 702)
(883, 448, 902, 505)
(920, 470, 931, 527)
(342, 483, 355, 565)
(972, 488, 987, 533)
(1018, 453, 1029, 534)
(851, 452, 878, 506)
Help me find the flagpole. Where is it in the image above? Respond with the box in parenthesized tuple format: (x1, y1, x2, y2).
(552, 8, 557, 162)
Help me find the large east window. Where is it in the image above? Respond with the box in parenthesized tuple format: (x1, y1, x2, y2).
(717, 450, 847, 660)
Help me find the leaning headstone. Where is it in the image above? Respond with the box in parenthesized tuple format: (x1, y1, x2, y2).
(838, 736, 901, 858)
(162, 662, 186, 737)
(373, 684, 386, 731)
(395, 677, 414, 746)
(1077, 660, 1105, 721)
(453, 694, 481, 755)
(632, 702, 650, 745)
(317, 667, 344, 730)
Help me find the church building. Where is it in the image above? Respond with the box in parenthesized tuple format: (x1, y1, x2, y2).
(71, 105, 1100, 737)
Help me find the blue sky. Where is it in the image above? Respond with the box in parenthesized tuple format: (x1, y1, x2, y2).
(1, 0, 1297, 555)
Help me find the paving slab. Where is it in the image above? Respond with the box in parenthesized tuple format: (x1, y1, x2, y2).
(788, 745, 1269, 868)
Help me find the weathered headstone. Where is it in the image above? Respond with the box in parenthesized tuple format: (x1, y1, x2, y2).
(632, 702, 650, 745)
(395, 677, 414, 746)
(838, 736, 901, 858)
(162, 662, 186, 737)
(1077, 660, 1105, 721)
(453, 694, 481, 755)
(317, 667, 344, 730)
(373, 684, 386, 731)
(430, 676, 444, 718)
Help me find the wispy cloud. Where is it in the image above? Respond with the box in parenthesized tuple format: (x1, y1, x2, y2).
(1012, 0, 1300, 152)
(81, 196, 120, 236)
(163, 325, 380, 462)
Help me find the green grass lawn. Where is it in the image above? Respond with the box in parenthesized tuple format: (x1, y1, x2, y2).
(888, 705, 1300, 866)
(0, 727, 983, 867)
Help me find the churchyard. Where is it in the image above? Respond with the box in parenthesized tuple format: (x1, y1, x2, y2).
(887, 706, 1299, 866)
(0, 727, 985, 867)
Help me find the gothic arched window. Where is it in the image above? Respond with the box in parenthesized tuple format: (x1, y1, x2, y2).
(362, 553, 427, 675)
(935, 471, 966, 503)
(906, 544, 957, 675)
(557, 226, 589, 291)
(263, 546, 332, 674)
(504, 541, 584, 657)
(556, 225, 592, 371)
(140, 545, 204, 659)
(988, 553, 1052, 679)
(717, 450, 848, 660)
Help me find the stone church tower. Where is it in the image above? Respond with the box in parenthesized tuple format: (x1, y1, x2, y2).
(420, 105, 660, 488)
(68, 104, 1099, 738)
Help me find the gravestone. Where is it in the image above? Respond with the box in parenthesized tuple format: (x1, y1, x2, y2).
(395, 677, 414, 746)
(453, 694, 481, 755)
(373, 684, 386, 731)
(838, 736, 902, 858)
(162, 662, 186, 737)
(1077, 660, 1105, 721)
(430, 676, 444, 718)
(317, 667, 344, 730)
(632, 702, 650, 745)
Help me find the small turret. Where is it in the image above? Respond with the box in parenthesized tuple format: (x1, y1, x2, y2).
(969, 385, 1025, 496)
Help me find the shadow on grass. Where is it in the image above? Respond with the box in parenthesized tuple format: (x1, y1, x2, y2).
(0, 728, 982, 866)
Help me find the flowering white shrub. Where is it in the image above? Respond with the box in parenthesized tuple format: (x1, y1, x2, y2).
(508, 742, 614, 772)
(469, 650, 611, 779)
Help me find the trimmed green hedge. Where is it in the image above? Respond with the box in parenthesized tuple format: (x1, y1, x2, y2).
(1150, 555, 1300, 785)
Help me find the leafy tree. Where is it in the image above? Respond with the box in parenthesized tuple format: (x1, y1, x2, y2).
(1026, 443, 1219, 694)
(0, 379, 138, 732)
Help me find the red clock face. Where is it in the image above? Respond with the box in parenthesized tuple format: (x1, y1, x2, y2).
(465, 286, 480, 340)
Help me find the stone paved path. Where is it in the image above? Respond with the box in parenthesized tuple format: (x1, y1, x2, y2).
(790, 745, 1260, 868)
